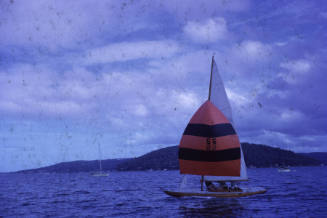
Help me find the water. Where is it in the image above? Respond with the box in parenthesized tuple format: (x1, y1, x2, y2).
(0, 167, 326, 217)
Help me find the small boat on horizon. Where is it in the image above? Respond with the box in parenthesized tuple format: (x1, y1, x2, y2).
(278, 166, 291, 172)
(91, 142, 109, 177)
(91, 159, 109, 177)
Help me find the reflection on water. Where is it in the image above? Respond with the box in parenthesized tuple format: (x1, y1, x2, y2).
(179, 198, 244, 217)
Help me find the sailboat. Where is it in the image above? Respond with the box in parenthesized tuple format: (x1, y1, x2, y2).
(277, 146, 291, 172)
(92, 142, 109, 177)
(164, 56, 266, 197)
(278, 166, 291, 172)
(92, 159, 109, 177)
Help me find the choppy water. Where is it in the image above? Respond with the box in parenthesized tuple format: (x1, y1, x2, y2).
(0, 167, 326, 217)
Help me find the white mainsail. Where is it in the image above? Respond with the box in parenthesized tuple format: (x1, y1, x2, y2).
(205, 56, 248, 181)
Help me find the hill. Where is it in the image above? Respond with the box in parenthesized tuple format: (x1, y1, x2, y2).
(241, 143, 321, 167)
(19, 159, 130, 173)
(116, 146, 179, 171)
(16, 143, 324, 173)
(117, 143, 322, 170)
(299, 152, 327, 165)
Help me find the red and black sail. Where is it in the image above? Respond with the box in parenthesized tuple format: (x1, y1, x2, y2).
(178, 100, 241, 177)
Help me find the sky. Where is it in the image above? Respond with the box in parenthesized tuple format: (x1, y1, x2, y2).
(0, 0, 326, 172)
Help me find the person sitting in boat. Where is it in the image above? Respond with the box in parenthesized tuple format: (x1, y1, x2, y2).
(205, 181, 229, 192)
(230, 181, 242, 192)
(205, 181, 217, 192)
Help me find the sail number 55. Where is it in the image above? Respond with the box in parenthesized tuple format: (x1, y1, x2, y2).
(206, 138, 216, 151)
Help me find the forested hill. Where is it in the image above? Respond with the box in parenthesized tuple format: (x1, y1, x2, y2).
(18, 159, 130, 173)
(116, 143, 322, 171)
(17, 143, 323, 173)
(241, 143, 322, 168)
(298, 152, 327, 165)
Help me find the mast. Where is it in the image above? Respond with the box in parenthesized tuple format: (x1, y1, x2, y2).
(98, 142, 103, 173)
(201, 176, 204, 191)
(99, 159, 103, 172)
(208, 56, 214, 101)
(201, 55, 214, 190)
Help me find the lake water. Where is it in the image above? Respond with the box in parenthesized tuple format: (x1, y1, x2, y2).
(1, 167, 326, 217)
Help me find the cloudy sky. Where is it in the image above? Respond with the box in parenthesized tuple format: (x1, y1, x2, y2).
(1, 0, 326, 172)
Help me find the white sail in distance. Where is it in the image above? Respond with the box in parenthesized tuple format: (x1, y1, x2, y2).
(205, 56, 248, 181)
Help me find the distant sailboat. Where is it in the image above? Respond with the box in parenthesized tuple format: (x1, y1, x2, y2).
(278, 166, 291, 172)
(277, 147, 291, 172)
(92, 142, 108, 177)
(164, 56, 266, 197)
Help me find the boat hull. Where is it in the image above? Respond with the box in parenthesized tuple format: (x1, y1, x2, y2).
(164, 187, 266, 198)
(91, 173, 109, 177)
(278, 168, 291, 172)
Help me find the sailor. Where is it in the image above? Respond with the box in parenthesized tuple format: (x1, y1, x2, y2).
(219, 181, 229, 191)
(205, 181, 229, 192)
(205, 181, 216, 192)
(230, 181, 242, 192)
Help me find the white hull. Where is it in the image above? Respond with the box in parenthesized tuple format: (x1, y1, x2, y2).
(91, 172, 109, 177)
(278, 168, 291, 172)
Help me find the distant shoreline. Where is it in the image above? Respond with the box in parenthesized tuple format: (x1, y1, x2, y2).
(1, 165, 327, 175)
(7, 143, 325, 174)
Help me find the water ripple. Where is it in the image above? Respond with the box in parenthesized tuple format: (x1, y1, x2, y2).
(0, 167, 326, 217)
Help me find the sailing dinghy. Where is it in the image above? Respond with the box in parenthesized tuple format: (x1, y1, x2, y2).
(91, 159, 109, 177)
(91, 142, 108, 177)
(164, 56, 266, 198)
